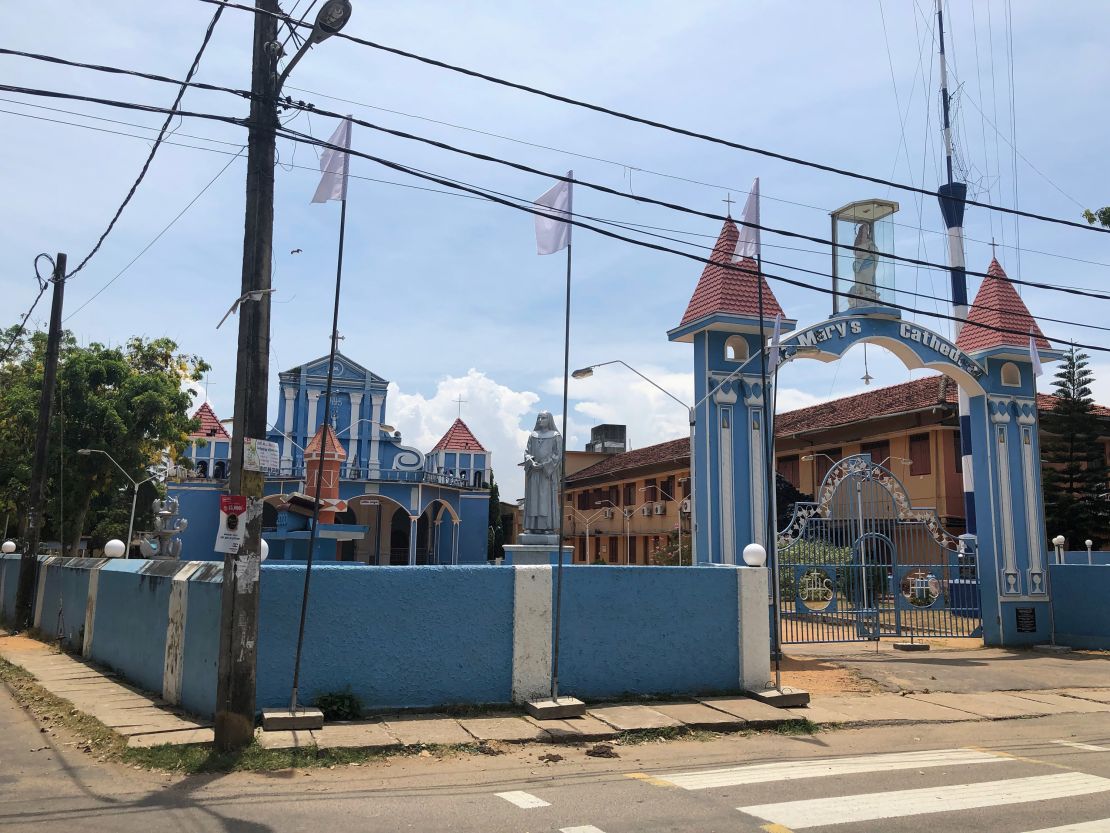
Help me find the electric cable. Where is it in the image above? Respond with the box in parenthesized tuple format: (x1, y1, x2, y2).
(61, 3, 226, 279)
(275, 123, 1110, 355)
(0, 254, 54, 365)
(198, 0, 1108, 235)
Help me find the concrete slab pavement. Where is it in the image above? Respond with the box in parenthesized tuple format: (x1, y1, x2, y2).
(588, 705, 683, 731)
(908, 691, 1054, 719)
(651, 702, 748, 731)
(699, 696, 796, 728)
(525, 714, 619, 742)
(458, 716, 551, 743)
(381, 714, 476, 746)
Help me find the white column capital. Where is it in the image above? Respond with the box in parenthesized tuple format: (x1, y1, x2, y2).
(283, 387, 296, 401)
(307, 390, 321, 402)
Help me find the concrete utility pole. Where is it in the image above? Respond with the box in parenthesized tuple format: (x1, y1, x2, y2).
(215, 0, 279, 752)
(14, 253, 66, 629)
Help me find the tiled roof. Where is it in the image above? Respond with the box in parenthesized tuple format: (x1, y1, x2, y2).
(304, 424, 347, 460)
(775, 376, 956, 436)
(565, 378, 1110, 484)
(565, 437, 689, 483)
(956, 258, 1051, 353)
(188, 402, 230, 441)
(678, 219, 786, 326)
(431, 418, 487, 452)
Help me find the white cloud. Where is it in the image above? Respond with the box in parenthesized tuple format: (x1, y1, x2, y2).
(389, 369, 539, 501)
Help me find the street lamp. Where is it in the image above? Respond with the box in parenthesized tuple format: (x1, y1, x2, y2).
(566, 506, 608, 562)
(277, 0, 354, 88)
(77, 449, 161, 558)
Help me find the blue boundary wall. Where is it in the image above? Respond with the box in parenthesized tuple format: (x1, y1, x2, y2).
(1050, 563, 1110, 650)
(0, 554, 20, 620)
(6, 558, 771, 719)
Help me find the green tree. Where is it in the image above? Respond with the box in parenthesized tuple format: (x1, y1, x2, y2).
(0, 328, 207, 553)
(1041, 347, 1109, 548)
(486, 472, 504, 560)
(1082, 207, 1110, 228)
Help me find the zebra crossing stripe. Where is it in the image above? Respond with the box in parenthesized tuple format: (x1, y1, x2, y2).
(1052, 740, 1109, 753)
(658, 748, 1008, 790)
(738, 773, 1110, 830)
(494, 790, 550, 809)
(1023, 821, 1110, 833)
(560, 827, 608, 833)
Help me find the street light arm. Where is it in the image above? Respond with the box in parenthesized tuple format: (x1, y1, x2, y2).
(82, 448, 136, 487)
(574, 360, 690, 411)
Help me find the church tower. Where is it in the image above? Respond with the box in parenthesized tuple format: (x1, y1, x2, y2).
(304, 423, 347, 525)
(668, 219, 795, 563)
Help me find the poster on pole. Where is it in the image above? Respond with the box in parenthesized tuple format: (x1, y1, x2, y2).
(214, 495, 248, 554)
(243, 437, 280, 475)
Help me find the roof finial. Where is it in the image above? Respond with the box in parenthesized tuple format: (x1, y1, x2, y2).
(454, 394, 467, 418)
(990, 237, 998, 259)
(722, 193, 735, 217)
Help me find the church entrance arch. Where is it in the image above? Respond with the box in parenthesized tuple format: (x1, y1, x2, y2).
(347, 494, 409, 565)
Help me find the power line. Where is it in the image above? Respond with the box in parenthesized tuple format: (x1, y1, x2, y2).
(8, 43, 1109, 272)
(199, 0, 1109, 235)
(62, 3, 226, 279)
(276, 123, 1110, 355)
(6, 80, 1108, 307)
(0, 255, 54, 364)
(13, 101, 1101, 336)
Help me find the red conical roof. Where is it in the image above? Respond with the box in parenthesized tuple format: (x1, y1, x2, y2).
(956, 258, 1050, 354)
(304, 424, 347, 460)
(678, 219, 785, 326)
(431, 418, 487, 452)
(188, 402, 230, 441)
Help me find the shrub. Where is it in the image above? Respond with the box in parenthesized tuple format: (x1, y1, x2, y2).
(314, 688, 363, 721)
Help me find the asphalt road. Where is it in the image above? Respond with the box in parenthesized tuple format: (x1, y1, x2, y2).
(3, 684, 1110, 832)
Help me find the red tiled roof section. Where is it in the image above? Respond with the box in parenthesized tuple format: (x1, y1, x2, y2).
(775, 376, 955, 436)
(566, 437, 689, 483)
(304, 424, 347, 460)
(956, 258, 1051, 353)
(1037, 392, 1110, 418)
(188, 402, 230, 441)
(679, 219, 785, 326)
(432, 418, 487, 452)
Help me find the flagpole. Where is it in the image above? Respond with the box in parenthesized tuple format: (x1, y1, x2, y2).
(289, 194, 347, 714)
(551, 240, 572, 702)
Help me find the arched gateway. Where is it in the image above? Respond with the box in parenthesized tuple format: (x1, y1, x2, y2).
(669, 217, 1061, 647)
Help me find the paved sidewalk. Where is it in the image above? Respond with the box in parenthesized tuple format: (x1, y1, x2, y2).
(4, 633, 1109, 752)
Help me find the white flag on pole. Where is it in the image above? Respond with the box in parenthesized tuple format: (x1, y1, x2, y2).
(1029, 332, 1043, 378)
(311, 117, 352, 204)
(534, 172, 573, 255)
(733, 177, 760, 261)
(768, 312, 784, 372)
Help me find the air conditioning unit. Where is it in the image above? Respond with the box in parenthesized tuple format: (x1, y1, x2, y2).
(653, 502, 666, 515)
(602, 508, 613, 519)
(680, 498, 692, 514)
(641, 505, 652, 517)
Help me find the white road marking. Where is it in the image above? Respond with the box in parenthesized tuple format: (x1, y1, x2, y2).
(1023, 821, 1110, 833)
(494, 790, 550, 809)
(560, 827, 607, 833)
(738, 773, 1110, 830)
(658, 748, 1009, 789)
(1053, 740, 1109, 753)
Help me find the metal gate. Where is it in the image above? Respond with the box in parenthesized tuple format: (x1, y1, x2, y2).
(776, 455, 982, 643)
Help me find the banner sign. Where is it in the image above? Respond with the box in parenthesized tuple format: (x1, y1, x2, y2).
(243, 437, 280, 475)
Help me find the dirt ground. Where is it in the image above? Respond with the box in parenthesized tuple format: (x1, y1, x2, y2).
(777, 653, 882, 693)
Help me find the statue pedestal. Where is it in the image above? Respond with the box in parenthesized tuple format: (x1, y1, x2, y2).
(502, 543, 573, 566)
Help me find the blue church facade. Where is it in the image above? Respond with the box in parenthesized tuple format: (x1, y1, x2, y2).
(169, 352, 492, 565)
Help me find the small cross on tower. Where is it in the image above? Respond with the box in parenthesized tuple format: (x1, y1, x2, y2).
(722, 193, 735, 217)
(990, 237, 998, 258)
(454, 394, 467, 418)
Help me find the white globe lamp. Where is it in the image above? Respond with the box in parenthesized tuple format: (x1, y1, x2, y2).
(1, 541, 16, 554)
(1052, 535, 1066, 548)
(103, 539, 127, 558)
(742, 543, 767, 567)
(260, 538, 269, 561)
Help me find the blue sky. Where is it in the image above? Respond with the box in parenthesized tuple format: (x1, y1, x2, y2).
(3, 1, 1108, 500)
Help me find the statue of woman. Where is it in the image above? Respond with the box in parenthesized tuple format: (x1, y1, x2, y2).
(850, 221, 880, 306)
(522, 411, 562, 535)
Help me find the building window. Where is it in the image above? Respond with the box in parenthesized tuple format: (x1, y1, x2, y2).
(1001, 361, 1021, 387)
(777, 455, 800, 487)
(576, 538, 586, 562)
(909, 434, 931, 476)
(628, 537, 637, 564)
(860, 440, 890, 467)
(592, 535, 602, 562)
(577, 491, 590, 511)
(608, 537, 618, 564)
(815, 448, 840, 485)
(681, 476, 691, 498)
(725, 335, 749, 362)
(609, 485, 620, 507)
(661, 475, 676, 501)
(620, 482, 633, 506)
(644, 478, 657, 501)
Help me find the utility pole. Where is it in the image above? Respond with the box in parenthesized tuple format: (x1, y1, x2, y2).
(14, 253, 67, 629)
(215, 0, 279, 752)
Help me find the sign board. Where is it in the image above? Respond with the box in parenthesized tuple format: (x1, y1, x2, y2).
(214, 495, 248, 554)
(1015, 606, 1037, 633)
(243, 437, 280, 475)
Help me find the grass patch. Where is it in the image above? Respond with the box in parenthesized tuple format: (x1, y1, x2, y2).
(618, 726, 689, 745)
(773, 718, 821, 735)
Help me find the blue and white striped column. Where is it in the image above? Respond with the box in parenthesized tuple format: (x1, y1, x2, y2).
(938, 183, 975, 535)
